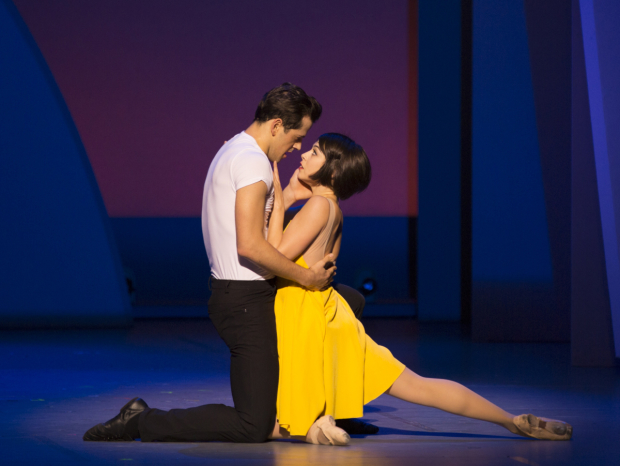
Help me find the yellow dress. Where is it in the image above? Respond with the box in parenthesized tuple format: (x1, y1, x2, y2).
(274, 255, 406, 436)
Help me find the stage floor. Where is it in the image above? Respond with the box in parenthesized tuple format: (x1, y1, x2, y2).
(1, 318, 618, 465)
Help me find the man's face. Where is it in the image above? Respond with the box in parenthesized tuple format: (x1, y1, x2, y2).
(268, 116, 313, 162)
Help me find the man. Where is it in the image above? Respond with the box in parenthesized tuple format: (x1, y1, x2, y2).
(83, 83, 372, 444)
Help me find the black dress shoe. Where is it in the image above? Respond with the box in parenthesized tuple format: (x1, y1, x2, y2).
(83, 397, 149, 441)
(335, 418, 379, 435)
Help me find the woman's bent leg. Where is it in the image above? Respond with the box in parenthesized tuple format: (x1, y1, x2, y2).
(386, 368, 520, 434)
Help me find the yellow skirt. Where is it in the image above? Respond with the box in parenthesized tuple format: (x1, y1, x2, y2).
(275, 257, 405, 436)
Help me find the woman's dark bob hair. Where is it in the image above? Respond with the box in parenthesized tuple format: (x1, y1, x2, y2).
(309, 133, 371, 200)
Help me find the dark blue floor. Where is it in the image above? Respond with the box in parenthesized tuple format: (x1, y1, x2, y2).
(1, 318, 618, 465)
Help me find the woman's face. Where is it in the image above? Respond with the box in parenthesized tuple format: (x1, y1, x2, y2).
(298, 141, 326, 185)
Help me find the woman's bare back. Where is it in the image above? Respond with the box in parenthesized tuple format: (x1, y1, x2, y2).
(301, 196, 342, 268)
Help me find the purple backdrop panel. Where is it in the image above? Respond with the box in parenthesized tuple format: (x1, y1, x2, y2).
(14, 0, 410, 217)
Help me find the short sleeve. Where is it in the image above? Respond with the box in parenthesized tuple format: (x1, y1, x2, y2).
(231, 150, 273, 192)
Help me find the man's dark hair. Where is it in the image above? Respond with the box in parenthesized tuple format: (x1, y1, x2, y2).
(309, 133, 371, 200)
(254, 83, 322, 131)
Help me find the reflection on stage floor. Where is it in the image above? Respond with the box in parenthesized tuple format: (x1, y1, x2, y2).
(1, 318, 618, 465)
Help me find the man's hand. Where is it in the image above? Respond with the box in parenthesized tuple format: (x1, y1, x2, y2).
(283, 168, 313, 209)
(267, 161, 285, 248)
(272, 161, 284, 211)
(302, 253, 337, 290)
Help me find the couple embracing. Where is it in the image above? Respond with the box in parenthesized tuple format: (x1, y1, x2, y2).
(84, 83, 572, 446)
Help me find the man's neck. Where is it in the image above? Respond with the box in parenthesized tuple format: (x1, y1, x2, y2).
(245, 121, 270, 156)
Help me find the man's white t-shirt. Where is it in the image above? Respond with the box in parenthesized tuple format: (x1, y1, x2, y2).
(202, 131, 274, 281)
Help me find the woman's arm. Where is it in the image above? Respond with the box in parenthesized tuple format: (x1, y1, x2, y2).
(236, 180, 336, 290)
(276, 195, 330, 261)
(282, 168, 313, 210)
(267, 161, 330, 262)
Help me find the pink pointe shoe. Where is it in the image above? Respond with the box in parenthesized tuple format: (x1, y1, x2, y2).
(307, 415, 350, 446)
(513, 414, 572, 440)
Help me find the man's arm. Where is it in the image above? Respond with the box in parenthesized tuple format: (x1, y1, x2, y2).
(235, 181, 335, 290)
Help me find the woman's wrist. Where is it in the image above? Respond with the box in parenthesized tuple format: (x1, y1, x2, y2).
(282, 186, 296, 210)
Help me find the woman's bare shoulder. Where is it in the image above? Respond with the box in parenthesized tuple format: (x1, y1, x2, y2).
(304, 195, 331, 209)
(295, 196, 330, 223)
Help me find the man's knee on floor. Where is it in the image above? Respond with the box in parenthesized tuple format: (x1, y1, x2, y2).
(240, 426, 273, 443)
(241, 418, 274, 443)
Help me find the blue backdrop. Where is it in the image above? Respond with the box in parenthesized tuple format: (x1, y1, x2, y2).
(0, 0, 131, 327)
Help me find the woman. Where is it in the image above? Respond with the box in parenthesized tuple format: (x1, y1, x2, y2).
(265, 133, 572, 446)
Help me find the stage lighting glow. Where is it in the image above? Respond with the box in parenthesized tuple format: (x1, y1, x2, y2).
(359, 278, 377, 296)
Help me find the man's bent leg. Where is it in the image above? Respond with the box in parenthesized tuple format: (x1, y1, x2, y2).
(138, 279, 278, 442)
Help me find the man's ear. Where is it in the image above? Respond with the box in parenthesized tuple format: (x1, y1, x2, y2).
(270, 118, 283, 137)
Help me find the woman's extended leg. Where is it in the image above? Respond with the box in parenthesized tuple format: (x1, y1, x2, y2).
(387, 368, 572, 439)
(386, 368, 521, 434)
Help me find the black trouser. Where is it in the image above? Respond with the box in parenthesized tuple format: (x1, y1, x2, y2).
(138, 278, 278, 443)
